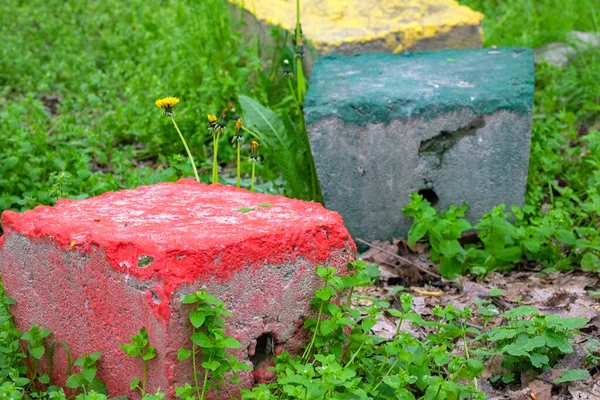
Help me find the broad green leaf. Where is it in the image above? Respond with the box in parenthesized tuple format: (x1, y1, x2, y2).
(30, 345, 45, 359)
(177, 348, 191, 360)
(497, 246, 522, 262)
(89, 377, 107, 394)
(143, 346, 157, 361)
(120, 343, 141, 357)
(503, 306, 538, 318)
(555, 229, 576, 246)
(439, 257, 463, 279)
(82, 366, 96, 383)
(439, 239, 462, 258)
(130, 378, 140, 390)
(408, 221, 429, 246)
(466, 359, 484, 377)
(189, 311, 206, 328)
(529, 353, 550, 368)
(504, 344, 529, 357)
(66, 373, 86, 388)
(523, 239, 541, 253)
(220, 337, 242, 349)
(181, 294, 198, 304)
(191, 332, 213, 348)
(581, 253, 600, 272)
(555, 317, 589, 330)
(202, 360, 221, 371)
(320, 319, 336, 336)
(239, 95, 309, 199)
(544, 330, 568, 348)
(553, 369, 590, 384)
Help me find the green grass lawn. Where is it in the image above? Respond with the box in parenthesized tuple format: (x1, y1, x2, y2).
(0, 0, 598, 212)
(0, 0, 274, 211)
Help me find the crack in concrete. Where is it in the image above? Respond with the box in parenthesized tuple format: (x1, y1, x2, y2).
(418, 117, 485, 163)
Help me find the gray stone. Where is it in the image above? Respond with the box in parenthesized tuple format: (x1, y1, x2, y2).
(535, 31, 600, 68)
(305, 48, 534, 246)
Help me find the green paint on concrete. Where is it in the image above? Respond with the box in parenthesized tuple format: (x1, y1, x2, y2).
(305, 48, 534, 126)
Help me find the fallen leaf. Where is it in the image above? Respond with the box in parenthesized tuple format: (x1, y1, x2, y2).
(411, 287, 443, 296)
(528, 380, 552, 400)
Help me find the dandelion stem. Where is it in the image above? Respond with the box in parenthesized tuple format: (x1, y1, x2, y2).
(250, 163, 256, 192)
(212, 132, 221, 184)
(171, 117, 200, 182)
(236, 141, 241, 188)
(295, 0, 306, 102)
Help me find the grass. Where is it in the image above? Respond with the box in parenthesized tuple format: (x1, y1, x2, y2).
(461, 0, 599, 47)
(0, 0, 598, 213)
(0, 0, 271, 212)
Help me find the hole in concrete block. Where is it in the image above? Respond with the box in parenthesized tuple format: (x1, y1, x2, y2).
(149, 290, 161, 305)
(418, 189, 439, 206)
(249, 332, 275, 367)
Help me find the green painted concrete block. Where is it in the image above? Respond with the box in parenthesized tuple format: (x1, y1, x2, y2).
(305, 48, 534, 245)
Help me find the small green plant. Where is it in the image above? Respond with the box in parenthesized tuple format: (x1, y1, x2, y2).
(403, 189, 600, 278)
(48, 172, 71, 205)
(475, 305, 589, 384)
(175, 287, 250, 399)
(403, 193, 472, 278)
(120, 327, 157, 397)
(244, 264, 484, 399)
(20, 325, 52, 390)
(65, 352, 107, 396)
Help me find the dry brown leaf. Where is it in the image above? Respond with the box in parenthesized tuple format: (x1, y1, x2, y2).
(528, 380, 552, 400)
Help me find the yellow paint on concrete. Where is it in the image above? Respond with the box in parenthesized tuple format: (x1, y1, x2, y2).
(230, 0, 483, 53)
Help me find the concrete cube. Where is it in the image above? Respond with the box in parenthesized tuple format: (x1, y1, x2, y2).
(229, 0, 483, 73)
(0, 180, 355, 398)
(304, 48, 534, 245)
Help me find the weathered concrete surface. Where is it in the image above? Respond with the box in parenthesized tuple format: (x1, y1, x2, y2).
(229, 0, 483, 73)
(0, 180, 355, 398)
(305, 48, 534, 246)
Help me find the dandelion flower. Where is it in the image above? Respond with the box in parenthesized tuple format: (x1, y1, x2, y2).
(155, 97, 179, 116)
(283, 59, 293, 78)
(232, 118, 244, 144)
(249, 141, 262, 163)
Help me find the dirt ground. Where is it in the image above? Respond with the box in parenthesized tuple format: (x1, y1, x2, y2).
(359, 239, 600, 400)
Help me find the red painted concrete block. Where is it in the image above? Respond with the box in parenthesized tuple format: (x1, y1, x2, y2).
(0, 180, 355, 398)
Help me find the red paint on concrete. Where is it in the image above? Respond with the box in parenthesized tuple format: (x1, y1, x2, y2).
(0, 180, 356, 398)
(2, 180, 355, 322)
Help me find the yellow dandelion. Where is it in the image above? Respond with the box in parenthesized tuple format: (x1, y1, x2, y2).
(251, 140, 259, 151)
(155, 97, 179, 116)
(235, 118, 242, 133)
(208, 114, 218, 123)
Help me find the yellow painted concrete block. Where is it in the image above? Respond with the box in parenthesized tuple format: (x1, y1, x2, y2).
(229, 0, 484, 55)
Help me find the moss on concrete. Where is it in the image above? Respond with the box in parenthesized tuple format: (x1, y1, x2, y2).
(305, 48, 534, 126)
